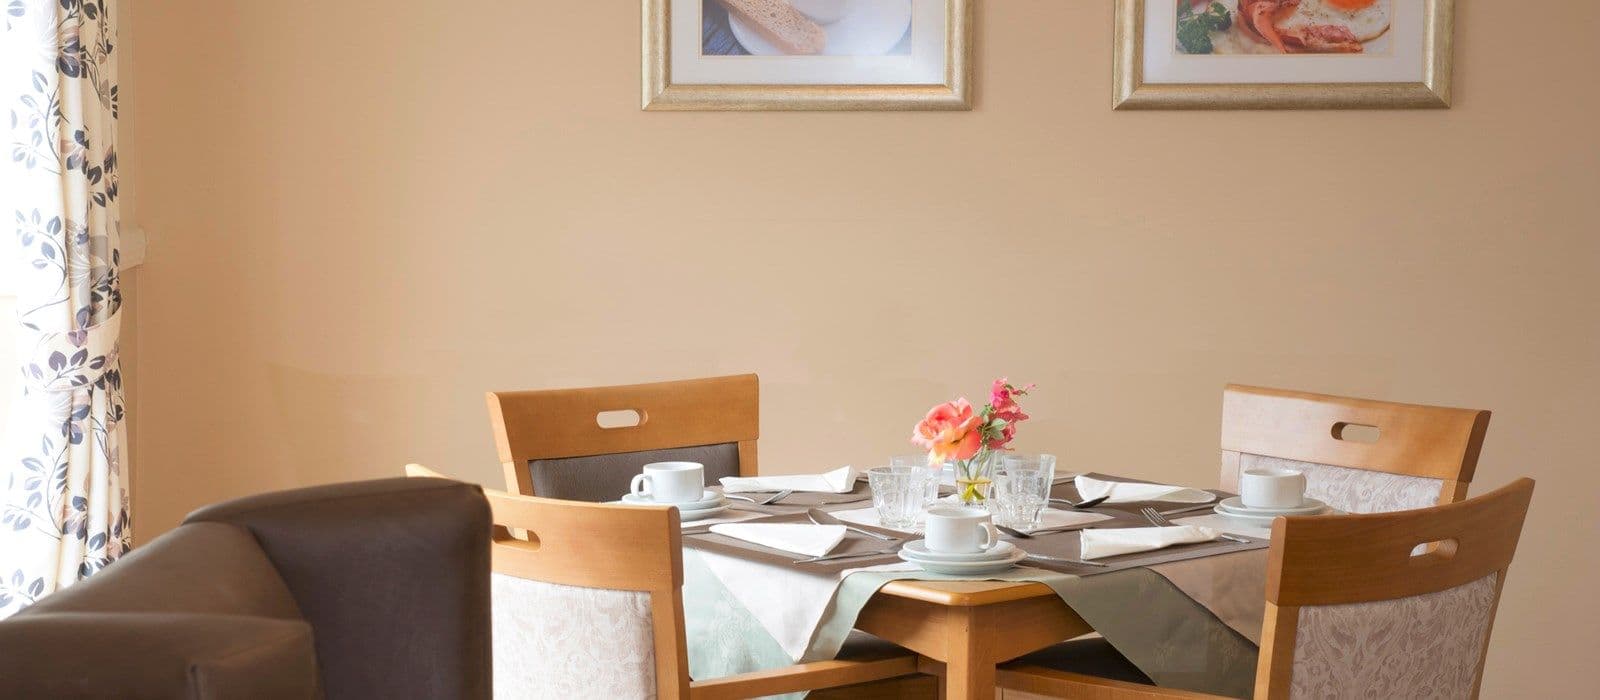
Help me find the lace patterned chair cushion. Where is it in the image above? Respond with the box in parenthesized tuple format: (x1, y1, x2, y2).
(1228, 452, 1445, 514)
(1290, 573, 1498, 699)
(492, 573, 658, 699)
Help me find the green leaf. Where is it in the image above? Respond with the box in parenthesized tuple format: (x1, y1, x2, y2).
(1177, 20, 1214, 54)
(1203, 2, 1232, 31)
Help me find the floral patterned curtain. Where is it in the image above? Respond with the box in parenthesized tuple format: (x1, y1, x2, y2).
(0, 0, 127, 617)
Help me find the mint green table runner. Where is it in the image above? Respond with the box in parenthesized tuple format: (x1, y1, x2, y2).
(684, 551, 1259, 699)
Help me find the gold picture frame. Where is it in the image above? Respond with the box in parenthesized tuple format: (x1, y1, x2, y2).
(642, 0, 973, 111)
(1113, 0, 1454, 110)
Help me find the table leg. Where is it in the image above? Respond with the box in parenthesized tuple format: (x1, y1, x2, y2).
(944, 607, 996, 699)
(854, 584, 1090, 700)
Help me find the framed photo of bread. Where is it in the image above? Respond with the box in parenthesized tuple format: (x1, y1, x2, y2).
(643, 0, 972, 111)
(1113, 0, 1453, 110)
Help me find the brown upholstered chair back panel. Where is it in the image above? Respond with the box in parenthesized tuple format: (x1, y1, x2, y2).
(527, 442, 740, 502)
(185, 478, 492, 700)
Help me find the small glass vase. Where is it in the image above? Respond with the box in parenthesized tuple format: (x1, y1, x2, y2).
(952, 449, 998, 506)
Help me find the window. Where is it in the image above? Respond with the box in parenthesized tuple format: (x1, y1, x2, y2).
(2, 143, 15, 436)
(1, 43, 17, 435)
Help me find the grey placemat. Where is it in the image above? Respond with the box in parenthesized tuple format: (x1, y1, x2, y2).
(1149, 548, 1271, 644)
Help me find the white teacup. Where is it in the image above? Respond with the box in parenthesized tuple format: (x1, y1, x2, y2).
(1239, 467, 1307, 510)
(630, 462, 705, 504)
(791, 0, 848, 24)
(924, 505, 998, 554)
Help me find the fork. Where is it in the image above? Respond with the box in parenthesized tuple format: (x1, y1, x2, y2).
(724, 489, 793, 506)
(1141, 507, 1249, 543)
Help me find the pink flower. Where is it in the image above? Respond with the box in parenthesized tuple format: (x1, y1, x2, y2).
(985, 378, 1034, 450)
(986, 423, 1017, 451)
(912, 398, 983, 463)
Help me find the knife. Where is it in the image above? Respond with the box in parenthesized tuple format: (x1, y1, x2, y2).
(1158, 503, 1218, 517)
(807, 508, 898, 541)
(793, 547, 901, 564)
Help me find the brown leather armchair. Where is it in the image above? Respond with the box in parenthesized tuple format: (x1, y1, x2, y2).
(0, 477, 492, 699)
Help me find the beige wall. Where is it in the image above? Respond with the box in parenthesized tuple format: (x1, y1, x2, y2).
(127, 1, 1597, 695)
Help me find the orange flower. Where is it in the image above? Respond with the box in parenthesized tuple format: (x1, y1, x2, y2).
(911, 398, 983, 463)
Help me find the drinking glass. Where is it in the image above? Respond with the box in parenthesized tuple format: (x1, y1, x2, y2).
(1038, 454, 1059, 484)
(1003, 453, 1059, 485)
(867, 466, 927, 530)
(991, 463, 1049, 529)
(1003, 453, 1061, 502)
(890, 454, 944, 506)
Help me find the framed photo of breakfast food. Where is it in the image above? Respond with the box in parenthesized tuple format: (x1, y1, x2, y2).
(643, 0, 972, 111)
(1114, 0, 1453, 109)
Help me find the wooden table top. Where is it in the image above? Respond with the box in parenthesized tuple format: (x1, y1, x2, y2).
(877, 579, 1063, 607)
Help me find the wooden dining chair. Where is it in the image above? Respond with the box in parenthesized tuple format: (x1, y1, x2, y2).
(486, 374, 759, 502)
(402, 464, 920, 700)
(1219, 385, 1492, 513)
(996, 477, 1535, 699)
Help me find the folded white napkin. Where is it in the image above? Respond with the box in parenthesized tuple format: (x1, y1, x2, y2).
(1074, 475, 1215, 504)
(709, 523, 847, 558)
(1079, 525, 1220, 560)
(721, 466, 857, 494)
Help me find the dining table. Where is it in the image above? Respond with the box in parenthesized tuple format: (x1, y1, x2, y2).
(677, 472, 1276, 699)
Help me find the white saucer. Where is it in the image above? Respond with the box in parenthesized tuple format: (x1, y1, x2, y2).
(621, 490, 722, 510)
(899, 548, 1028, 575)
(1212, 504, 1330, 528)
(900, 540, 1018, 563)
(1217, 496, 1328, 517)
(728, 0, 912, 56)
(1212, 506, 1276, 528)
(679, 503, 733, 522)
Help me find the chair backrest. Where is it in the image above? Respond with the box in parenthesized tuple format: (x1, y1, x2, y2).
(487, 374, 760, 501)
(1220, 385, 1491, 513)
(404, 464, 691, 699)
(1254, 477, 1533, 699)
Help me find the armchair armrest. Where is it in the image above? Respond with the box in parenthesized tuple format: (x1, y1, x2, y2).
(0, 612, 318, 699)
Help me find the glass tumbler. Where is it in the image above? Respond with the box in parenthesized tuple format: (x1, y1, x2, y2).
(991, 463, 1049, 530)
(1003, 453, 1061, 502)
(867, 465, 927, 531)
(891, 454, 944, 506)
